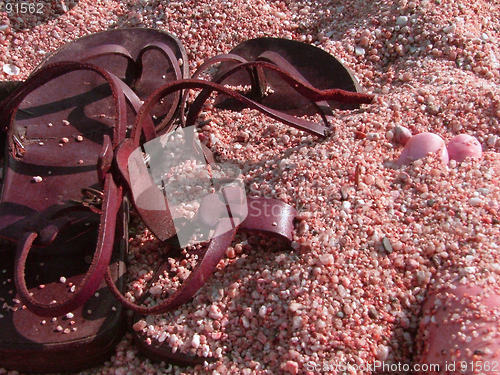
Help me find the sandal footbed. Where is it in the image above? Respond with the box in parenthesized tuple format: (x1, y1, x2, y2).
(0, 231, 126, 373)
(35, 28, 189, 131)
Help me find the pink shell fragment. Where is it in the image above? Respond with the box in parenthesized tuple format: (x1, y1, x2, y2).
(447, 134, 482, 162)
(414, 284, 500, 374)
(396, 133, 449, 166)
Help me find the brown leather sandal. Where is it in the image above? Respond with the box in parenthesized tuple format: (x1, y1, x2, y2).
(102, 37, 374, 364)
(0, 61, 130, 374)
(177, 37, 371, 134)
(0, 28, 187, 374)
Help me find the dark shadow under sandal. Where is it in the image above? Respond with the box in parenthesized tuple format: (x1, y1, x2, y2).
(0, 61, 133, 373)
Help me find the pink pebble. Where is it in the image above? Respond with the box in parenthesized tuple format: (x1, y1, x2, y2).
(396, 133, 449, 165)
(393, 125, 412, 145)
(414, 284, 500, 374)
(447, 134, 482, 162)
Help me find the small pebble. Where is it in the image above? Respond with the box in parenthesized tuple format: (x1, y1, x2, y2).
(3, 64, 20, 76)
(392, 125, 412, 145)
(149, 285, 163, 295)
(355, 46, 366, 56)
(443, 24, 456, 34)
(396, 16, 408, 26)
(32, 176, 43, 183)
(236, 131, 250, 142)
(319, 254, 334, 266)
(376, 344, 390, 360)
(382, 237, 393, 253)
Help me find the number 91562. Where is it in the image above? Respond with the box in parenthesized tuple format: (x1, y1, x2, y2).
(461, 361, 498, 372)
(4, 2, 44, 15)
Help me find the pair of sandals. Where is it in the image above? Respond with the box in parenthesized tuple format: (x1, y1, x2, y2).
(0, 28, 373, 373)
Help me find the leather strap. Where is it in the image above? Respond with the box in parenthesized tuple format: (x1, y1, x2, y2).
(105, 196, 296, 315)
(139, 79, 329, 137)
(181, 53, 373, 132)
(105, 74, 308, 315)
(14, 174, 122, 317)
(187, 52, 333, 127)
(136, 42, 185, 133)
(177, 53, 249, 130)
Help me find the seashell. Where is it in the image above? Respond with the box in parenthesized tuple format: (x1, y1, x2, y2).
(447, 134, 482, 162)
(396, 133, 449, 165)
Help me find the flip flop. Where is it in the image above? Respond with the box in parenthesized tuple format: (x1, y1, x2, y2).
(180, 37, 370, 132)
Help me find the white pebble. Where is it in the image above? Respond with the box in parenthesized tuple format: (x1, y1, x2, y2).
(376, 344, 390, 360)
(149, 285, 163, 295)
(487, 135, 497, 148)
(273, 11, 286, 19)
(319, 254, 334, 266)
(289, 302, 303, 312)
(396, 16, 408, 26)
(342, 201, 351, 210)
(208, 304, 224, 320)
(259, 305, 267, 317)
(32, 176, 43, 183)
(158, 331, 167, 343)
(292, 316, 303, 329)
(191, 333, 200, 349)
(443, 24, 456, 34)
(3, 64, 20, 76)
(355, 46, 366, 56)
(468, 197, 482, 207)
(393, 125, 412, 145)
